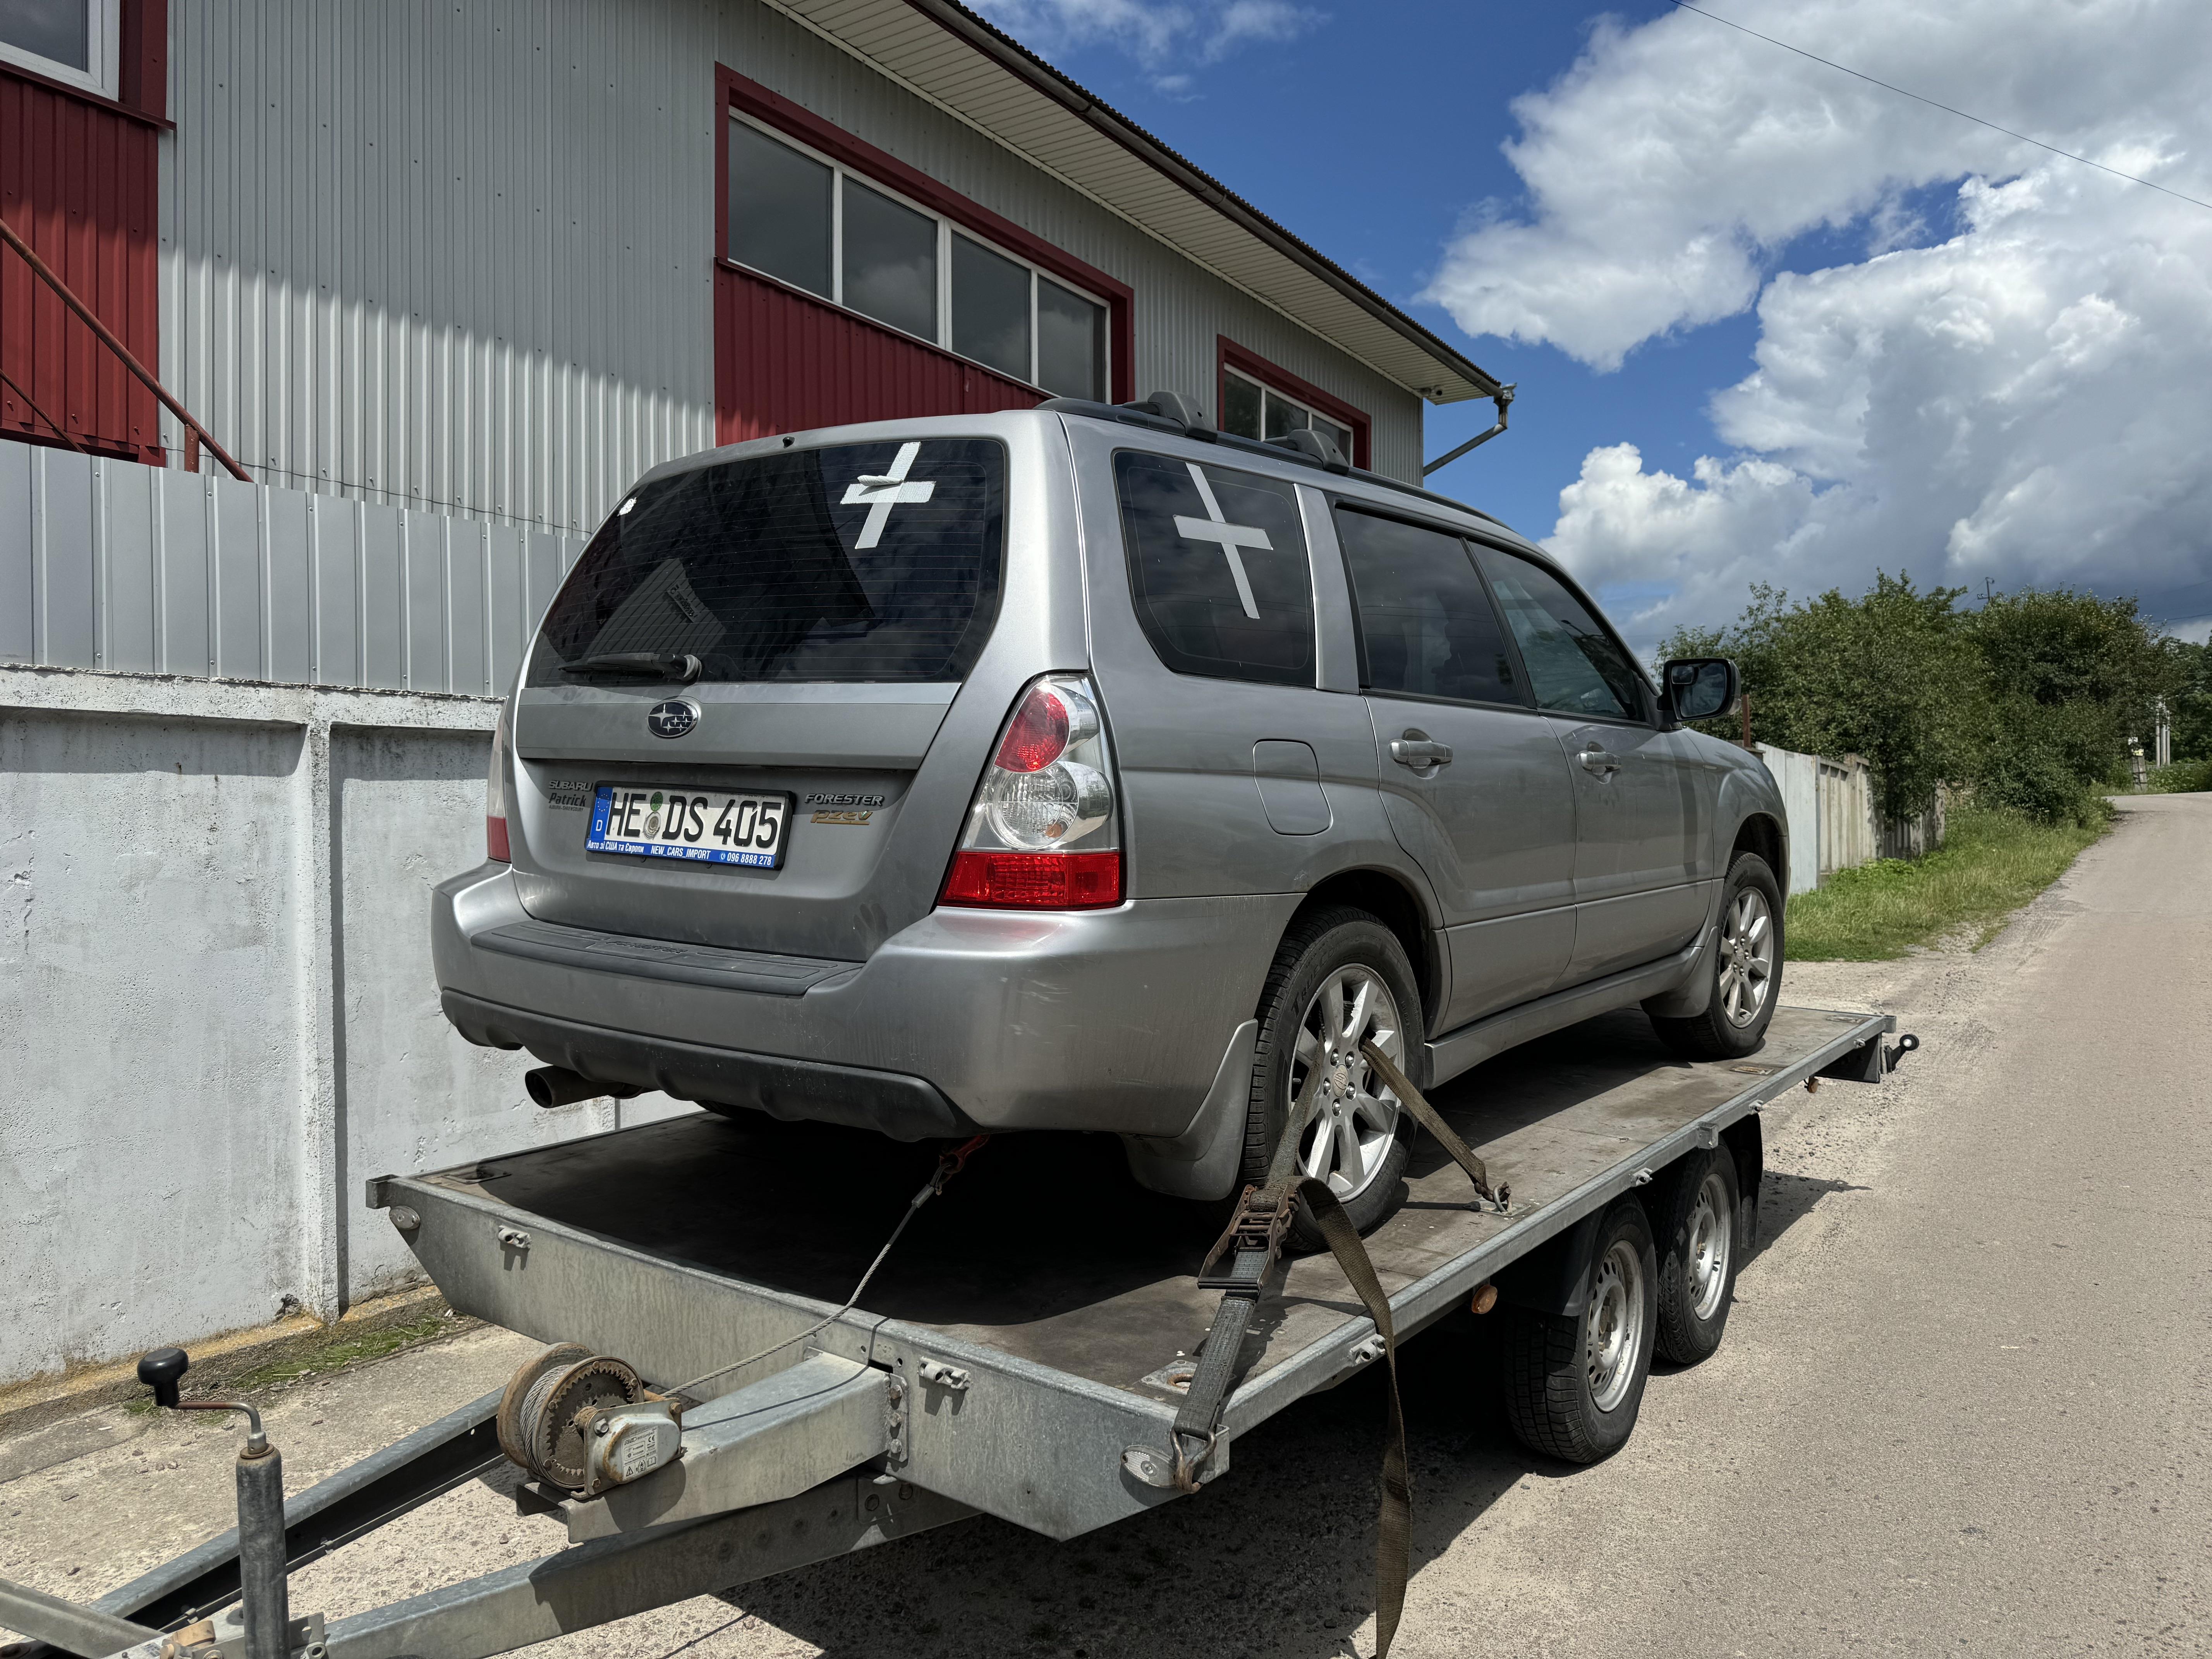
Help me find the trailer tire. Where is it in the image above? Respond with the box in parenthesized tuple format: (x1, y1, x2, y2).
(1654, 1148, 1740, 1364)
(1242, 906, 1424, 1252)
(1502, 1199, 1657, 1463)
(1650, 851, 1784, 1060)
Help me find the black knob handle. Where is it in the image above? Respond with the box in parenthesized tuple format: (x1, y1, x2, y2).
(137, 1346, 190, 1408)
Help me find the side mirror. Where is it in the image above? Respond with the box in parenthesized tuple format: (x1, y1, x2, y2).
(1662, 657, 1738, 725)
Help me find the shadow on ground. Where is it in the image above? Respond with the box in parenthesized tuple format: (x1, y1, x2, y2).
(590, 1163, 1870, 1659)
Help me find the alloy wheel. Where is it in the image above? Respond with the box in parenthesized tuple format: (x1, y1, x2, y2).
(1286, 966, 1404, 1201)
(1717, 887, 1776, 1027)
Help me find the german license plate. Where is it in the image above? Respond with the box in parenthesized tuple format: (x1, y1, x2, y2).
(586, 785, 792, 869)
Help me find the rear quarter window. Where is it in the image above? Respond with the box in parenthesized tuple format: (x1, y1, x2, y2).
(529, 438, 1005, 685)
(1113, 450, 1314, 688)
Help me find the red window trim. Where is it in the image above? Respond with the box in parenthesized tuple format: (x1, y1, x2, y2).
(716, 64, 1134, 404)
(0, 0, 168, 126)
(1217, 336, 1370, 470)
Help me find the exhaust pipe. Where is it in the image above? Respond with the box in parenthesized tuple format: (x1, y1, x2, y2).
(526, 1066, 641, 1108)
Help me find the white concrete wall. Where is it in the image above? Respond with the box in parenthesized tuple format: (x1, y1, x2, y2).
(1757, 744, 1823, 896)
(0, 665, 688, 1386)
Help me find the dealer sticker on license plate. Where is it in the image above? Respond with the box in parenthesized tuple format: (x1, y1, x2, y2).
(586, 785, 792, 869)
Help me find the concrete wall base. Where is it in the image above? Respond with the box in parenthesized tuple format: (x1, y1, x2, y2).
(0, 665, 691, 1388)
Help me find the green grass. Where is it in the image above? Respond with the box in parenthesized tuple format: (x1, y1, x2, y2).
(1785, 804, 2108, 961)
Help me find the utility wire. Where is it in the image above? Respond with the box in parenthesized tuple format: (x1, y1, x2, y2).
(1665, 0, 2212, 215)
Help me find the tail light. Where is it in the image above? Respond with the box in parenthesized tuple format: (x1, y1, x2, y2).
(943, 674, 1122, 909)
(486, 697, 512, 862)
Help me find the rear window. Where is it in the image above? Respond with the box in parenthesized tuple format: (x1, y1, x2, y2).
(1114, 450, 1314, 688)
(528, 439, 1005, 686)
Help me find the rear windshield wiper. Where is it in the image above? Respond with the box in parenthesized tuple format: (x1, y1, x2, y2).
(558, 652, 702, 683)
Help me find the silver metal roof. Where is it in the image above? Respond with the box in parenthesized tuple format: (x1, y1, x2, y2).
(757, 0, 1506, 406)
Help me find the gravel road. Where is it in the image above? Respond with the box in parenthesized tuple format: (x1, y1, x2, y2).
(6, 793, 2205, 1657)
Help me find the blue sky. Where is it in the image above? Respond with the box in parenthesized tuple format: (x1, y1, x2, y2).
(978, 2, 1764, 549)
(975, 0, 2212, 646)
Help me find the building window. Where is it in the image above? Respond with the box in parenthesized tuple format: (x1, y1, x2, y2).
(1220, 367, 1356, 462)
(0, 0, 117, 96)
(727, 115, 1109, 400)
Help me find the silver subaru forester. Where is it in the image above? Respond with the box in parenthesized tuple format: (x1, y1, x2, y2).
(433, 400, 1785, 1238)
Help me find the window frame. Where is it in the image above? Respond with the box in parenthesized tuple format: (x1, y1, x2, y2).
(1228, 368, 1353, 460)
(725, 108, 1115, 400)
(1470, 538, 1660, 727)
(1331, 501, 1536, 716)
(0, 0, 118, 97)
(1216, 337, 1371, 469)
(1114, 446, 1321, 691)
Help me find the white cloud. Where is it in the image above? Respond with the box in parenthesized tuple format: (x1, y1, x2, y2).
(1420, 0, 2212, 645)
(972, 0, 1324, 89)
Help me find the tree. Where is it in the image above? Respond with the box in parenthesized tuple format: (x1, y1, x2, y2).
(1660, 575, 2193, 828)
(1658, 573, 1982, 821)
(1962, 589, 2180, 822)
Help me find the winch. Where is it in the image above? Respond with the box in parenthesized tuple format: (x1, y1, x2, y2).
(496, 1343, 684, 1497)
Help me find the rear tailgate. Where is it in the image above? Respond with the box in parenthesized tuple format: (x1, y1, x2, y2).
(506, 416, 1085, 963)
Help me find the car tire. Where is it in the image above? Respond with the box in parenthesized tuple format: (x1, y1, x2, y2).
(1240, 906, 1425, 1252)
(1653, 1148, 1741, 1364)
(1501, 1199, 1658, 1463)
(1650, 850, 1784, 1061)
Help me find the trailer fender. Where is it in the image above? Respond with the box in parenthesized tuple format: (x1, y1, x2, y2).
(1493, 1211, 1606, 1318)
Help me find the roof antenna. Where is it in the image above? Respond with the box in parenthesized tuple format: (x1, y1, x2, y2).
(1421, 383, 1515, 477)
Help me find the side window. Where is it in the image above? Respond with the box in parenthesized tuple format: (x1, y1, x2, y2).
(1334, 508, 1521, 706)
(1475, 547, 1647, 720)
(1114, 451, 1315, 687)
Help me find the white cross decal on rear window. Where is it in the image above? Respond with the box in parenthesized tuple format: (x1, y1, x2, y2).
(842, 441, 937, 549)
(1171, 462, 1271, 620)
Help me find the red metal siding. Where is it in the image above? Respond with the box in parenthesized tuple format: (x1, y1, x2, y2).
(0, 69, 162, 463)
(715, 263, 1046, 445)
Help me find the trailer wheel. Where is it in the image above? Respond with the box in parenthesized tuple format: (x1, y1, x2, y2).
(1650, 851, 1784, 1060)
(1502, 1199, 1657, 1463)
(1654, 1149, 1740, 1364)
(1242, 906, 1424, 1251)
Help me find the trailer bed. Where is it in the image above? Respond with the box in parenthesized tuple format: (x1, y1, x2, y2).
(374, 1004, 1887, 1541)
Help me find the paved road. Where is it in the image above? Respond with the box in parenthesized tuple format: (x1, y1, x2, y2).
(6, 795, 2207, 1657)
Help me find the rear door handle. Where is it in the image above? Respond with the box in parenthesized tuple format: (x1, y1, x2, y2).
(1390, 734, 1453, 769)
(1580, 745, 1620, 774)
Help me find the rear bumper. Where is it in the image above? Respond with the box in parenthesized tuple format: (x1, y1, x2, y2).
(432, 864, 1292, 1138)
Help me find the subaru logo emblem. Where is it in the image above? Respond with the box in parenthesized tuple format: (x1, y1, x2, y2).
(647, 699, 699, 740)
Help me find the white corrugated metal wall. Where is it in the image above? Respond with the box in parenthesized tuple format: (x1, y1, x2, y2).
(158, 0, 1427, 542)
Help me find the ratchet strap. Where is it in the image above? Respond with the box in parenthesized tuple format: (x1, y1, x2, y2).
(1361, 1042, 1511, 1212)
(1170, 1054, 1505, 1658)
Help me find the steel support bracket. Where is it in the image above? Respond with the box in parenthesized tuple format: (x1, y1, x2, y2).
(560, 1350, 890, 1542)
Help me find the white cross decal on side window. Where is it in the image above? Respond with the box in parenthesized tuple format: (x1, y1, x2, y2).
(1172, 462, 1271, 620)
(842, 441, 936, 549)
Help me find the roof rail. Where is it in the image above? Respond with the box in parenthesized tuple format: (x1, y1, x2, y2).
(1038, 395, 1505, 528)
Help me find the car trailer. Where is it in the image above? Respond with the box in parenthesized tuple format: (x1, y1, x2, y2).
(3, 1005, 1911, 1659)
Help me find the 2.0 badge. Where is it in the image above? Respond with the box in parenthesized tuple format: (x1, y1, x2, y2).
(647, 699, 700, 739)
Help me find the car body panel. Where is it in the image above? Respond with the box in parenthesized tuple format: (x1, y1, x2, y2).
(434, 407, 1787, 1197)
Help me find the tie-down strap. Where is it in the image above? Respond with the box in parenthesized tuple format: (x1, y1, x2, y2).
(1360, 1041, 1511, 1212)
(1168, 1050, 1504, 1657)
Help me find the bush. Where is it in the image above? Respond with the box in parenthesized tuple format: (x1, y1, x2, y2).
(1659, 574, 1981, 820)
(1662, 578, 2192, 828)
(1975, 696, 2123, 825)
(2147, 756, 2212, 793)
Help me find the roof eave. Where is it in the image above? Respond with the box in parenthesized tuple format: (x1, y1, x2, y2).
(902, 0, 1504, 405)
